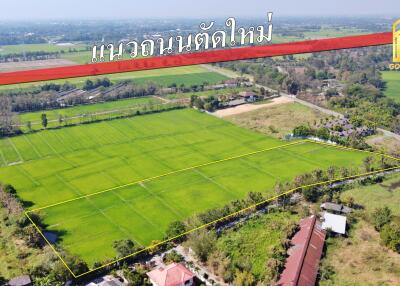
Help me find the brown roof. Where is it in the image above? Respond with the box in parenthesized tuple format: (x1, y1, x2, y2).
(278, 215, 326, 286)
(146, 263, 195, 286)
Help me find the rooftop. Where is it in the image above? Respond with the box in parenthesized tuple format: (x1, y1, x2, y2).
(320, 202, 352, 214)
(278, 215, 326, 286)
(7, 275, 31, 286)
(321, 212, 347, 235)
(146, 263, 195, 286)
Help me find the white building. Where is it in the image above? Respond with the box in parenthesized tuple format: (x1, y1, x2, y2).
(321, 212, 347, 235)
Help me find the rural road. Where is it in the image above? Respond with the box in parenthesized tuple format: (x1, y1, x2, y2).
(203, 64, 400, 141)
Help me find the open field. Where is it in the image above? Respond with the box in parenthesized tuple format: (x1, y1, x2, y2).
(341, 172, 400, 216)
(216, 211, 298, 280)
(320, 219, 400, 286)
(0, 65, 228, 91)
(0, 59, 76, 72)
(225, 102, 326, 139)
(213, 97, 293, 118)
(366, 133, 400, 157)
(0, 43, 88, 55)
(382, 71, 400, 103)
(303, 27, 368, 40)
(0, 109, 391, 270)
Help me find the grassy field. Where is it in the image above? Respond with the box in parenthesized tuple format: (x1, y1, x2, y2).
(382, 71, 400, 103)
(0, 43, 88, 55)
(321, 173, 400, 285)
(0, 109, 384, 268)
(341, 173, 400, 216)
(226, 102, 326, 139)
(320, 220, 400, 286)
(0, 65, 228, 91)
(216, 211, 298, 280)
(303, 27, 368, 40)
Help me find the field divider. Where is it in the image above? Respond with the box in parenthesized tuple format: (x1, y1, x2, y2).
(24, 140, 400, 278)
(26, 140, 304, 213)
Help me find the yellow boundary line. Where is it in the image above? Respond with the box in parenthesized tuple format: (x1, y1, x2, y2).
(26, 140, 303, 213)
(24, 140, 400, 278)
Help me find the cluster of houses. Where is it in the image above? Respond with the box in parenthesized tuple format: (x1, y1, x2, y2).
(278, 202, 351, 286)
(318, 117, 374, 138)
(205, 78, 253, 91)
(219, 90, 279, 108)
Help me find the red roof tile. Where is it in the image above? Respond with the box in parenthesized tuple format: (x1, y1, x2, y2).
(278, 215, 326, 286)
(146, 263, 195, 286)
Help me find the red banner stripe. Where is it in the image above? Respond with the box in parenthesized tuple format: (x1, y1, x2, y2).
(0, 32, 392, 86)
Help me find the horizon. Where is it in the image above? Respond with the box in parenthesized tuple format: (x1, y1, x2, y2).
(0, 0, 399, 20)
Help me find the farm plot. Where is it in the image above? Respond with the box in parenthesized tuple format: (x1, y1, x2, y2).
(0, 109, 394, 272)
(382, 71, 400, 103)
(0, 65, 227, 91)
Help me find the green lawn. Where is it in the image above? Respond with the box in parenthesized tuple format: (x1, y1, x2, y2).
(0, 65, 227, 91)
(382, 71, 400, 103)
(0, 109, 386, 270)
(341, 173, 400, 216)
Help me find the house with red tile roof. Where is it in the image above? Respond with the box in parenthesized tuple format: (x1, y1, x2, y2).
(278, 215, 326, 286)
(146, 263, 195, 286)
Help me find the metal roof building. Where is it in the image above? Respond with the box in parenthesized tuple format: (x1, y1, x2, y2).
(278, 215, 326, 286)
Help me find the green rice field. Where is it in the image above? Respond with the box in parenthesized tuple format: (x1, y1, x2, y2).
(382, 71, 400, 103)
(0, 65, 228, 91)
(0, 109, 389, 270)
(18, 96, 162, 128)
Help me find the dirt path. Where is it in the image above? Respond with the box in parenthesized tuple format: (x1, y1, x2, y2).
(213, 97, 294, 117)
(153, 95, 171, 103)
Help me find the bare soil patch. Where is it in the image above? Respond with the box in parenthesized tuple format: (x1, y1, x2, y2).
(213, 97, 294, 118)
(0, 58, 76, 72)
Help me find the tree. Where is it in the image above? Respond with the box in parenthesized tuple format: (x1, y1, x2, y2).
(58, 115, 63, 126)
(286, 79, 300, 95)
(41, 113, 48, 129)
(52, 253, 88, 281)
(165, 221, 186, 241)
(363, 156, 374, 172)
(26, 121, 32, 132)
(163, 250, 184, 264)
(293, 125, 312, 137)
(4, 184, 17, 195)
(0, 96, 15, 136)
(371, 207, 392, 231)
(83, 79, 94, 90)
(380, 223, 400, 253)
(113, 239, 136, 257)
(34, 276, 64, 286)
(302, 187, 320, 202)
(187, 229, 216, 262)
(123, 268, 151, 286)
(234, 270, 255, 286)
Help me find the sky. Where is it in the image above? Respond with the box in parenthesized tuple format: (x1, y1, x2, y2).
(0, 0, 398, 20)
